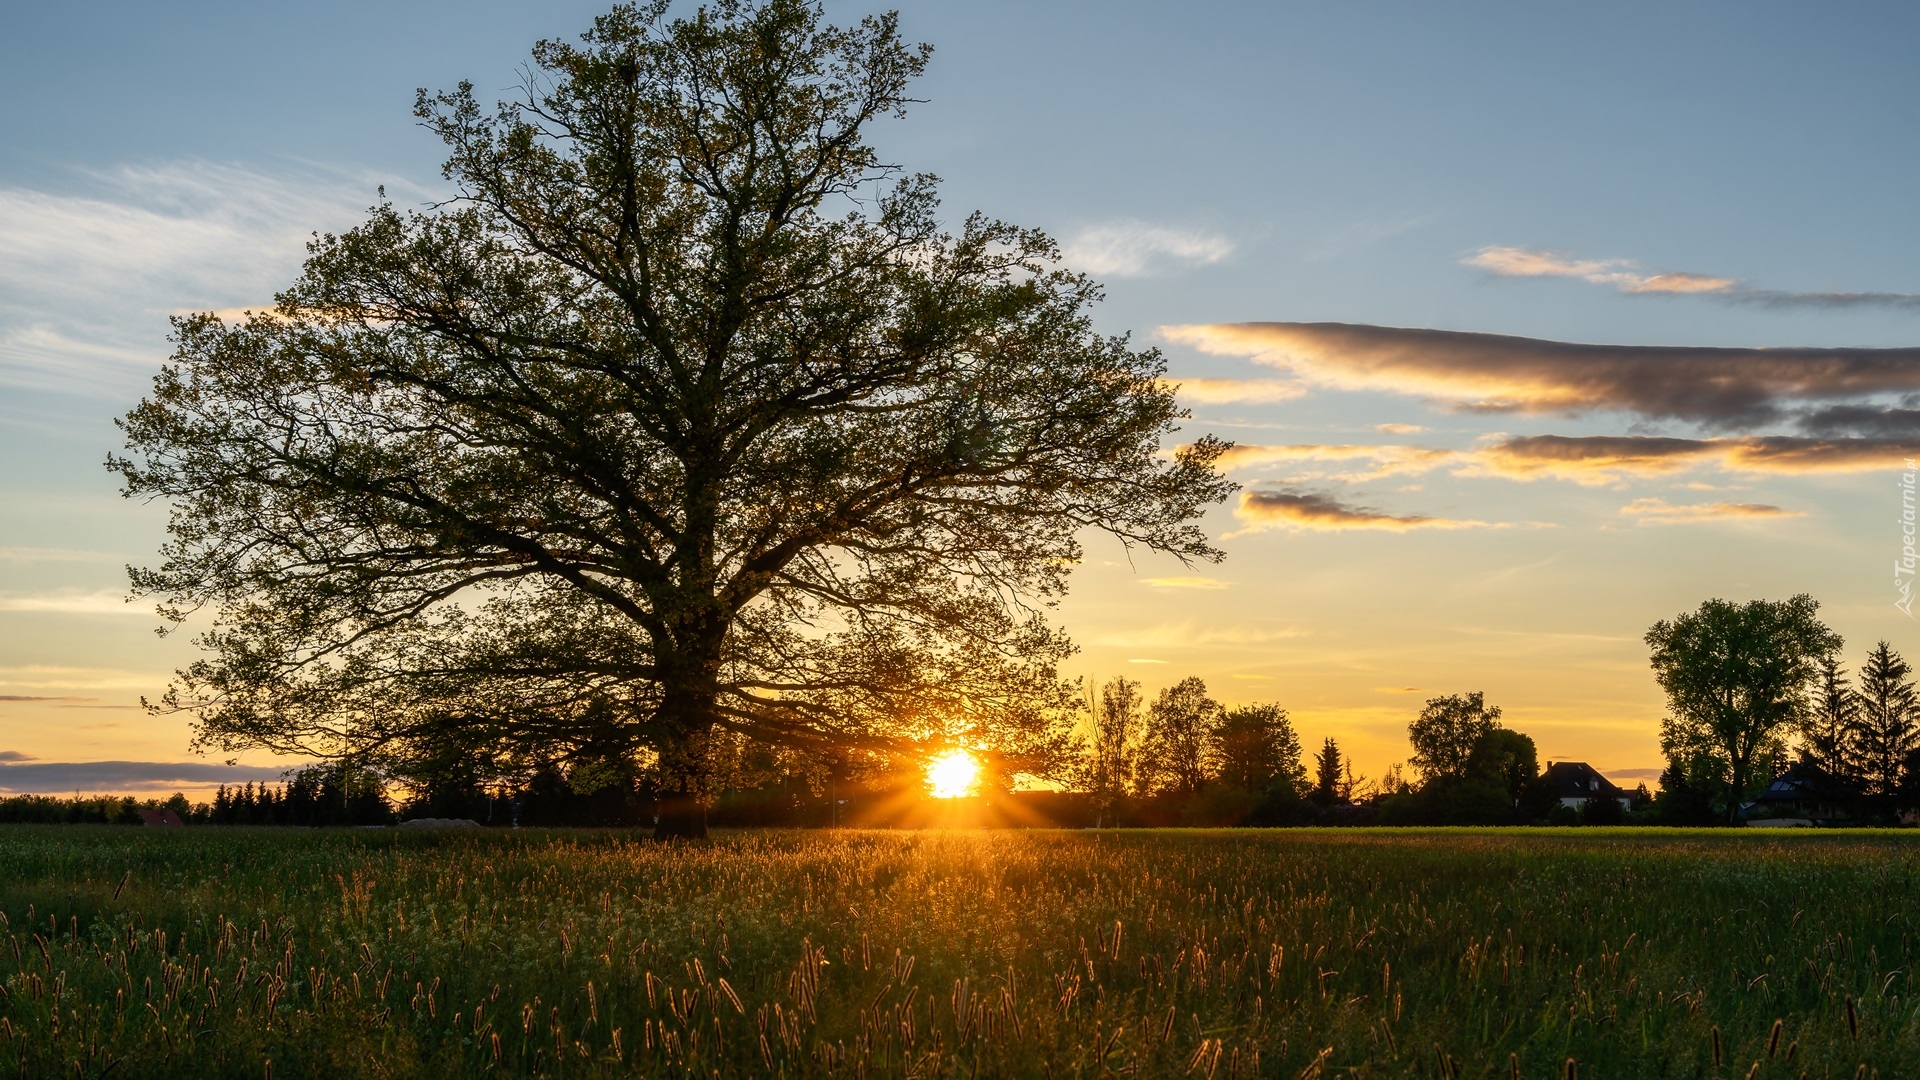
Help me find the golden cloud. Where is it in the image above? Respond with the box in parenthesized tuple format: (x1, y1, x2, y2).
(1464, 246, 1738, 295)
(1231, 490, 1493, 533)
(1162, 322, 1920, 427)
(1474, 434, 1919, 482)
(1465, 246, 1920, 311)
(1158, 376, 1305, 404)
(1628, 272, 1740, 294)
(1209, 443, 1457, 481)
(1618, 498, 1805, 524)
(1139, 576, 1230, 590)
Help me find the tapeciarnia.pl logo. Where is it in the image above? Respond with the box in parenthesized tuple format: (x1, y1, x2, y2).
(1900, 458, 1917, 618)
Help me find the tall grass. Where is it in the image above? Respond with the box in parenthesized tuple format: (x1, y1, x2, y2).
(0, 827, 1916, 1076)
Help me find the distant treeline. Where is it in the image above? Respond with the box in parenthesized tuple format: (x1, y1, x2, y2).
(16, 636, 1920, 830)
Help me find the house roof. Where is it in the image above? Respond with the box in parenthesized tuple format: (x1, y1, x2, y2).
(1757, 761, 1839, 803)
(1542, 761, 1626, 801)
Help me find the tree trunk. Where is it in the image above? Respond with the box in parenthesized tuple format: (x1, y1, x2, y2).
(655, 786, 708, 840)
(652, 667, 719, 841)
(1726, 754, 1748, 827)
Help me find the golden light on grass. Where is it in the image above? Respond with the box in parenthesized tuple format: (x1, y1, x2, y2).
(926, 749, 981, 798)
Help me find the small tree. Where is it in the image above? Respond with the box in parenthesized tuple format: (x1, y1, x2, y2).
(1801, 655, 1863, 785)
(1653, 750, 1724, 825)
(1647, 595, 1840, 825)
(1138, 677, 1222, 796)
(1089, 677, 1141, 825)
(1465, 727, 1538, 807)
(1408, 692, 1502, 784)
(1856, 641, 1918, 799)
(1213, 703, 1307, 795)
(1312, 737, 1345, 806)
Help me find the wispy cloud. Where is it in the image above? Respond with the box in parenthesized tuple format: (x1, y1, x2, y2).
(1159, 376, 1304, 404)
(1210, 442, 1457, 482)
(1209, 434, 1915, 488)
(1163, 321, 1920, 430)
(0, 590, 143, 616)
(1376, 423, 1426, 434)
(1464, 246, 1738, 294)
(1062, 221, 1233, 277)
(1139, 576, 1230, 590)
(0, 547, 119, 562)
(0, 695, 96, 703)
(0, 760, 294, 794)
(0, 161, 431, 393)
(0, 666, 157, 692)
(1087, 621, 1306, 649)
(0, 752, 35, 763)
(1465, 245, 1920, 310)
(1619, 497, 1805, 525)
(1230, 490, 1494, 533)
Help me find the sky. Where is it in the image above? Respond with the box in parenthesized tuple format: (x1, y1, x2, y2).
(2, 0, 1917, 796)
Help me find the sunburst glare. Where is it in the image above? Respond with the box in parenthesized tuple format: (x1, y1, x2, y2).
(926, 749, 981, 798)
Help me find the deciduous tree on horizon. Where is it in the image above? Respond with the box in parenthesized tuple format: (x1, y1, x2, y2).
(1407, 691, 1502, 784)
(1137, 677, 1223, 796)
(1212, 702, 1306, 796)
(1088, 676, 1142, 826)
(1647, 595, 1840, 826)
(111, 0, 1233, 837)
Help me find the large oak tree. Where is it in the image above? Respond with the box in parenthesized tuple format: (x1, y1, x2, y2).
(113, 0, 1232, 836)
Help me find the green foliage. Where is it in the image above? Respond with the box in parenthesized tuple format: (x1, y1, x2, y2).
(1654, 753, 1725, 825)
(1407, 691, 1502, 784)
(1577, 792, 1626, 826)
(1802, 654, 1863, 786)
(1311, 737, 1345, 805)
(1649, 595, 1842, 824)
(1211, 703, 1306, 797)
(1856, 641, 1918, 798)
(1137, 677, 1222, 796)
(0, 796, 145, 825)
(4, 827, 1920, 1077)
(1466, 727, 1538, 807)
(1085, 677, 1141, 820)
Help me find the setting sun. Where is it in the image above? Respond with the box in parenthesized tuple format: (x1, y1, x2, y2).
(926, 750, 981, 799)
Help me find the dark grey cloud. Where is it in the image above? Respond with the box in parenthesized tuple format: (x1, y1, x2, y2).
(1795, 404, 1920, 438)
(1166, 322, 1920, 430)
(1479, 434, 1917, 481)
(1737, 290, 1920, 312)
(0, 751, 35, 762)
(1234, 490, 1493, 532)
(0, 761, 292, 794)
(0, 695, 94, 702)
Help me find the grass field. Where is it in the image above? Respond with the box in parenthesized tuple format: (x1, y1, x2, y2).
(2, 827, 1918, 1077)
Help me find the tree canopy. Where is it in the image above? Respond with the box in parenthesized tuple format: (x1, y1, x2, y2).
(112, 0, 1232, 836)
(1647, 594, 1840, 825)
(1137, 677, 1223, 796)
(1407, 691, 1502, 784)
(1212, 703, 1306, 796)
(1855, 641, 1917, 798)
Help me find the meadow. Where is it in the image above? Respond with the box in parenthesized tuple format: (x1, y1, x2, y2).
(2, 828, 1918, 1078)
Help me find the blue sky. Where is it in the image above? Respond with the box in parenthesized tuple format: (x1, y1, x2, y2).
(3, 0, 1917, 792)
